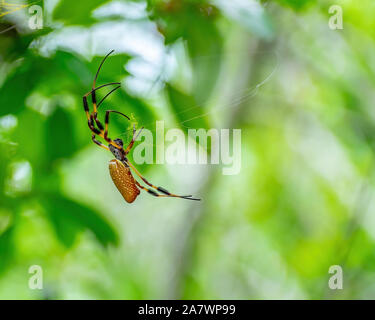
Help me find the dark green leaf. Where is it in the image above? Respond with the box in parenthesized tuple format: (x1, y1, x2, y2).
(0, 23, 51, 62)
(45, 107, 77, 162)
(0, 60, 40, 116)
(0, 226, 14, 274)
(0, 141, 13, 196)
(42, 194, 118, 248)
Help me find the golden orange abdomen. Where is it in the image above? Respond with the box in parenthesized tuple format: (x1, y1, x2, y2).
(109, 159, 140, 203)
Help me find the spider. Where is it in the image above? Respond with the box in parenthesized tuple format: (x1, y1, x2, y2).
(82, 50, 200, 203)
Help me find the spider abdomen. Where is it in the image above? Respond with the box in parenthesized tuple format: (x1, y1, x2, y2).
(109, 159, 140, 203)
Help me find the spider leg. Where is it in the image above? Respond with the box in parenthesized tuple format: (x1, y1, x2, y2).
(85, 83, 120, 126)
(124, 124, 144, 154)
(127, 160, 200, 201)
(83, 83, 125, 148)
(83, 51, 141, 152)
(83, 50, 128, 149)
(93, 50, 115, 89)
(83, 82, 121, 140)
(134, 179, 199, 201)
(92, 134, 109, 150)
(104, 110, 130, 141)
(97, 85, 121, 109)
(83, 82, 121, 121)
(90, 49, 116, 116)
(92, 85, 122, 135)
(133, 179, 168, 198)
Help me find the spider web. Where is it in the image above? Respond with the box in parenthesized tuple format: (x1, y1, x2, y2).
(117, 48, 279, 142)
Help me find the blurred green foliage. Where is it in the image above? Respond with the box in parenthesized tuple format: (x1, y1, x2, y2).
(0, 0, 375, 300)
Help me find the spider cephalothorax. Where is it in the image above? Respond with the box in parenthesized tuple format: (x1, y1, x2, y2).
(113, 138, 123, 147)
(109, 139, 125, 161)
(82, 50, 200, 203)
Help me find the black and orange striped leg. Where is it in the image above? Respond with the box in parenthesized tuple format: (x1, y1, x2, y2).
(103, 109, 130, 142)
(134, 180, 169, 198)
(83, 84, 126, 149)
(124, 124, 144, 154)
(128, 161, 200, 201)
(87, 50, 118, 132)
(83, 82, 121, 138)
(134, 180, 199, 201)
(83, 51, 119, 137)
(83, 82, 121, 121)
(89, 49, 116, 117)
(92, 135, 109, 150)
(91, 85, 122, 137)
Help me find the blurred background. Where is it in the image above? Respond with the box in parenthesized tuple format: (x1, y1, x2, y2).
(0, 0, 374, 299)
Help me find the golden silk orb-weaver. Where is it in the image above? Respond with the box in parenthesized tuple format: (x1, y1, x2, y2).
(82, 50, 201, 203)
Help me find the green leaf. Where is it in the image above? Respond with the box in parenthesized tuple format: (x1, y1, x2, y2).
(89, 53, 131, 84)
(11, 109, 46, 167)
(0, 141, 12, 196)
(0, 50, 90, 117)
(45, 107, 77, 162)
(273, 0, 312, 11)
(0, 226, 14, 274)
(53, 0, 112, 25)
(153, 1, 223, 103)
(117, 90, 156, 129)
(0, 23, 51, 62)
(42, 194, 118, 248)
(186, 15, 223, 104)
(0, 60, 40, 116)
